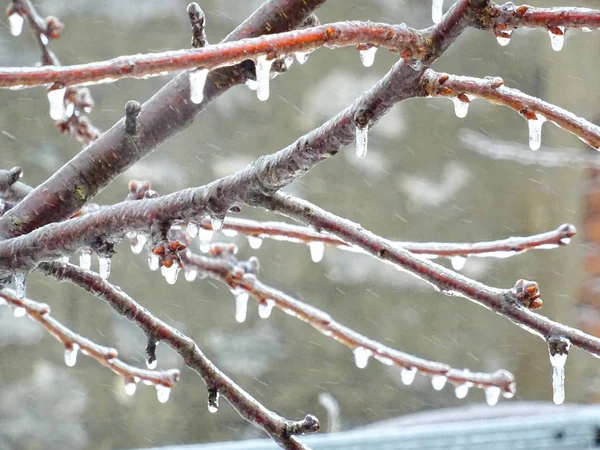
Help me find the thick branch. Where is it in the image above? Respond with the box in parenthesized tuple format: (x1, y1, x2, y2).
(261, 193, 600, 359)
(422, 70, 600, 150)
(39, 262, 318, 449)
(0, 0, 326, 240)
(0, 289, 180, 392)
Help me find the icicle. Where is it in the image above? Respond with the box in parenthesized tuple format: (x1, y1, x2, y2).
(485, 386, 501, 406)
(401, 367, 417, 386)
(222, 229, 238, 237)
(208, 390, 220, 413)
(295, 51, 309, 64)
(13, 307, 26, 318)
(235, 291, 249, 323)
(146, 357, 157, 370)
(549, 339, 571, 405)
(148, 254, 160, 271)
(98, 256, 111, 281)
(355, 124, 368, 158)
(187, 222, 199, 239)
(308, 242, 325, 263)
(245, 79, 258, 91)
(450, 256, 466, 271)
(258, 299, 275, 319)
(12, 272, 26, 299)
(211, 216, 224, 232)
(432, 0, 444, 24)
(359, 46, 377, 68)
(548, 27, 565, 52)
(64, 343, 79, 367)
(184, 269, 197, 282)
(65, 101, 75, 118)
(79, 250, 92, 270)
(198, 227, 214, 253)
(560, 237, 571, 245)
(255, 54, 273, 102)
(48, 86, 66, 120)
(155, 384, 171, 404)
(124, 379, 137, 396)
(353, 347, 372, 369)
(8, 13, 24, 36)
(248, 236, 263, 250)
(161, 264, 180, 285)
(496, 30, 512, 47)
(527, 115, 546, 151)
(282, 55, 294, 70)
(455, 383, 470, 399)
(190, 68, 209, 104)
(431, 375, 447, 391)
(131, 234, 147, 255)
(452, 97, 470, 119)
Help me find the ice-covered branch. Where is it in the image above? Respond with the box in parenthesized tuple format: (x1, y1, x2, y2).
(39, 261, 319, 450)
(195, 216, 575, 266)
(0, 21, 424, 89)
(178, 249, 515, 403)
(261, 193, 600, 402)
(480, 4, 600, 49)
(0, 0, 325, 240)
(422, 70, 600, 150)
(0, 288, 180, 401)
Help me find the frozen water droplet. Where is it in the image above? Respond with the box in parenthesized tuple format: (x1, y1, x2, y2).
(527, 115, 546, 151)
(131, 234, 147, 255)
(198, 227, 213, 243)
(64, 344, 79, 367)
(401, 367, 417, 386)
(65, 101, 74, 118)
(40, 33, 49, 45)
(559, 237, 571, 245)
(235, 291, 249, 323)
(431, 375, 447, 391)
(48, 87, 66, 120)
(211, 216, 224, 231)
(248, 236, 263, 250)
(98, 256, 111, 280)
(161, 264, 180, 285)
(550, 349, 569, 405)
(190, 68, 209, 104)
(548, 27, 565, 52)
(8, 13, 24, 36)
(295, 51, 309, 64)
(208, 390, 219, 413)
(187, 222, 199, 238)
(452, 97, 470, 119)
(496, 30, 512, 46)
(13, 306, 26, 318)
(245, 79, 258, 91)
(258, 299, 275, 319)
(79, 251, 91, 270)
(582, 27, 592, 33)
(359, 46, 377, 68)
(58, 256, 70, 263)
(184, 269, 197, 282)
(12, 272, 26, 299)
(146, 358, 157, 370)
(309, 242, 325, 263)
(485, 386, 501, 406)
(156, 384, 171, 404)
(455, 383, 470, 399)
(432, 0, 444, 24)
(148, 254, 160, 271)
(222, 229, 238, 237)
(353, 347, 372, 369)
(255, 54, 273, 102)
(450, 256, 467, 271)
(355, 125, 368, 158)
(124, 379, 137, 396)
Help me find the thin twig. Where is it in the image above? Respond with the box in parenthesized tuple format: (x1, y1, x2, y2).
(0, 289, 180, 393)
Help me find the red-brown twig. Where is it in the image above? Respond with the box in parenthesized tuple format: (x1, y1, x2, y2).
(38, 261, 318, 450)
(0, 289, 180, 397)
(0, 21, 424, 89)
(422, 70, 600, 150)
(196, 216, 576, 261)
(261, 192, 600, 359)
(178, 250, 516, 400)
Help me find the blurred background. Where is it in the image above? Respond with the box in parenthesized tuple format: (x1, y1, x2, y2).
(1, 0, 600, 448)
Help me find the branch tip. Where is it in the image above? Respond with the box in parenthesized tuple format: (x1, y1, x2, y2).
(124, 100, 141, 135)
(187, 2, 207, 48)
